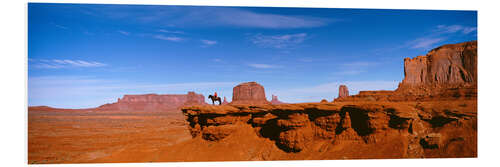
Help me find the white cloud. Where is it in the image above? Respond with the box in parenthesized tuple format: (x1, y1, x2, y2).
(158, 29, 185, 34)
(248, 63, 283, 69)
(213, 59, 222, 62)
(332, 70, 365, 76)
(214, 9, 331, 29)
(29, 59, 107, 69)
(462, 27, 477, 34)
(331, 61, 379, 76)
(117, 30, 130, 35)
(341, 61, 378, 68)
(404, 24, 476, 50)
(250, 33, 307, 49)
(436, 25, 477, 34)
(201, 39, 217, 46)
(54, 24, 68, 30)
(153, 34, 184, 42)
(92, 6, 333, 29)
(407, 37, 446, 49)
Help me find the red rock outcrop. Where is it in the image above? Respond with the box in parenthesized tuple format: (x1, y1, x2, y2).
(337, 41, 477, 102)
(396, 41, 477, 97)
(182, 101, 476, 157)
(221, 97, 229, 105)
(400, 41, 477, 86)
(270, 95, 285, 104)
(97, 91, 206, 112)
(338, 85, 349, 98)
(230, 82, 270, 105)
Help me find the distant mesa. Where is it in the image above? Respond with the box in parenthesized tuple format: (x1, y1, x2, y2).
(98, 91, 206, 112)
(230, 81, 271, 105)
(270, 94, 285, 105)
(222, 97, 229, 105)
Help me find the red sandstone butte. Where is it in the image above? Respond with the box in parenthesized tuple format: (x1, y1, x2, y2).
(338, 85, 349, 98)
(337, 41, 477, 102)
(270, 95, 285, 105)
(230, 82, 270, 105)
(222, 97, 229, 105)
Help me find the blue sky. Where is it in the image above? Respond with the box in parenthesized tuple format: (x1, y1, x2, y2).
(28, 3, 477, 108)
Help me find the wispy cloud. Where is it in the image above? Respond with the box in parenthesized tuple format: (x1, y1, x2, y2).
(332, 61, 379, 76)
(436, 25, 477, 34)
(29, 59, 107, 69)
(201, 39, 217, 47)
(332, 70, 365, 75)
(298, 58, 313, 62)
(212, 9, 331, 29)
(88, 6, 332, 29)
(248, 63, 283, 69)
(53, 24, 68, 30)
(213, 59, 222, 62)
(117, 30, 130, 35)
(158, 29, 185, 34)
(153, 34, 184, 42)
(408, 37, 446, 49)
(250, 33, 308, 49)
(406, 24, 476, 50)
(341, 61, 378, 68)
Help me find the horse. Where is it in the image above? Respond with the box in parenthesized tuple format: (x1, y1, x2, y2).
(208, 95, 222, 105)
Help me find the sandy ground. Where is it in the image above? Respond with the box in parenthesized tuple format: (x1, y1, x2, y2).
(28, 109, 191, 164)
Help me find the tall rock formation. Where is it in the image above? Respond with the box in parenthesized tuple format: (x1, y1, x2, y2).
(338, 85, 349, 98)
(395, 40, 477, 99)
(230, 82, 270, 105)
(399, 41, 477, 87)
(270, 94, 285, 104)
(222, 97, 229, 105)
(98, 91, 206, 112)
(336, 41, 477, 102)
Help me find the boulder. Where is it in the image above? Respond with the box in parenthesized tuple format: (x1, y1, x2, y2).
(230, 82, 270, 105)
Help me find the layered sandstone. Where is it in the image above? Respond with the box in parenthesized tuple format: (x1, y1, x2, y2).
(182, 101, 476, 157)
(98, 91, 206, 112)
(400, 41, 477, 86)
(396, 41, 477, 96)
(230, 82, 270, 105)
(337, 41, 477, 102)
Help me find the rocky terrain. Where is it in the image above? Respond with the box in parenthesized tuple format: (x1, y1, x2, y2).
(180, 100, 476, 159)
(28, 41, 477, 163)
(177, 41, 477, 160)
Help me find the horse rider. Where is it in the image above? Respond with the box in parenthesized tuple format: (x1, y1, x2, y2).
(214, 92, 218, 99)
